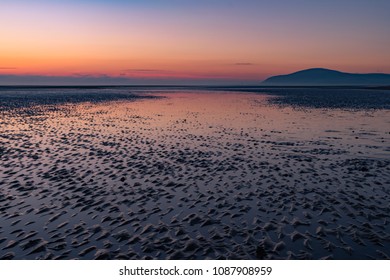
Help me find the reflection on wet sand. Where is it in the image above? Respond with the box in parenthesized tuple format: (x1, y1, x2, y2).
(0, 89, 389, 259)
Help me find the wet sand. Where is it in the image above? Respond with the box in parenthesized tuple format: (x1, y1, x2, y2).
(0, 88, 389, 259)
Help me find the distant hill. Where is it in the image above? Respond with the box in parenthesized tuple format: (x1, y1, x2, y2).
(261, 68, 390, 86)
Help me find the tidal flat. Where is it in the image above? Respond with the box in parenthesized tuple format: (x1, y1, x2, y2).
(0, 87, 389, 259)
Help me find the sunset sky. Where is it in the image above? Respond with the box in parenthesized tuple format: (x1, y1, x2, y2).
(1, 0, 389, 85)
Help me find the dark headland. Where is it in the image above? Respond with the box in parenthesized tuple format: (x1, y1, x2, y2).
(262, 68, 390, 86)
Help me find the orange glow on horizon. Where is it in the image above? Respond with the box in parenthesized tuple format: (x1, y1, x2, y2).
(1, 1, 389, 83)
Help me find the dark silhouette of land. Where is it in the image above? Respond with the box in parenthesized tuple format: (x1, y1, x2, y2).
(262, 68, 390, 86)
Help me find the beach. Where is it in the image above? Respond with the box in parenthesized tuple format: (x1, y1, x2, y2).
(0, 87, 389, 259)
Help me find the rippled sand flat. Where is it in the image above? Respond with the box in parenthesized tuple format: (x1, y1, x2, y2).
(0, 88, 389, 259)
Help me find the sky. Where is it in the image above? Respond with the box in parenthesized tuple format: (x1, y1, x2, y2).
(1, 0, 389, 85)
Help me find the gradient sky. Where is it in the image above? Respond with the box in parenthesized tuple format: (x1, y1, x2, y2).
(1, 0, 389, 85)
